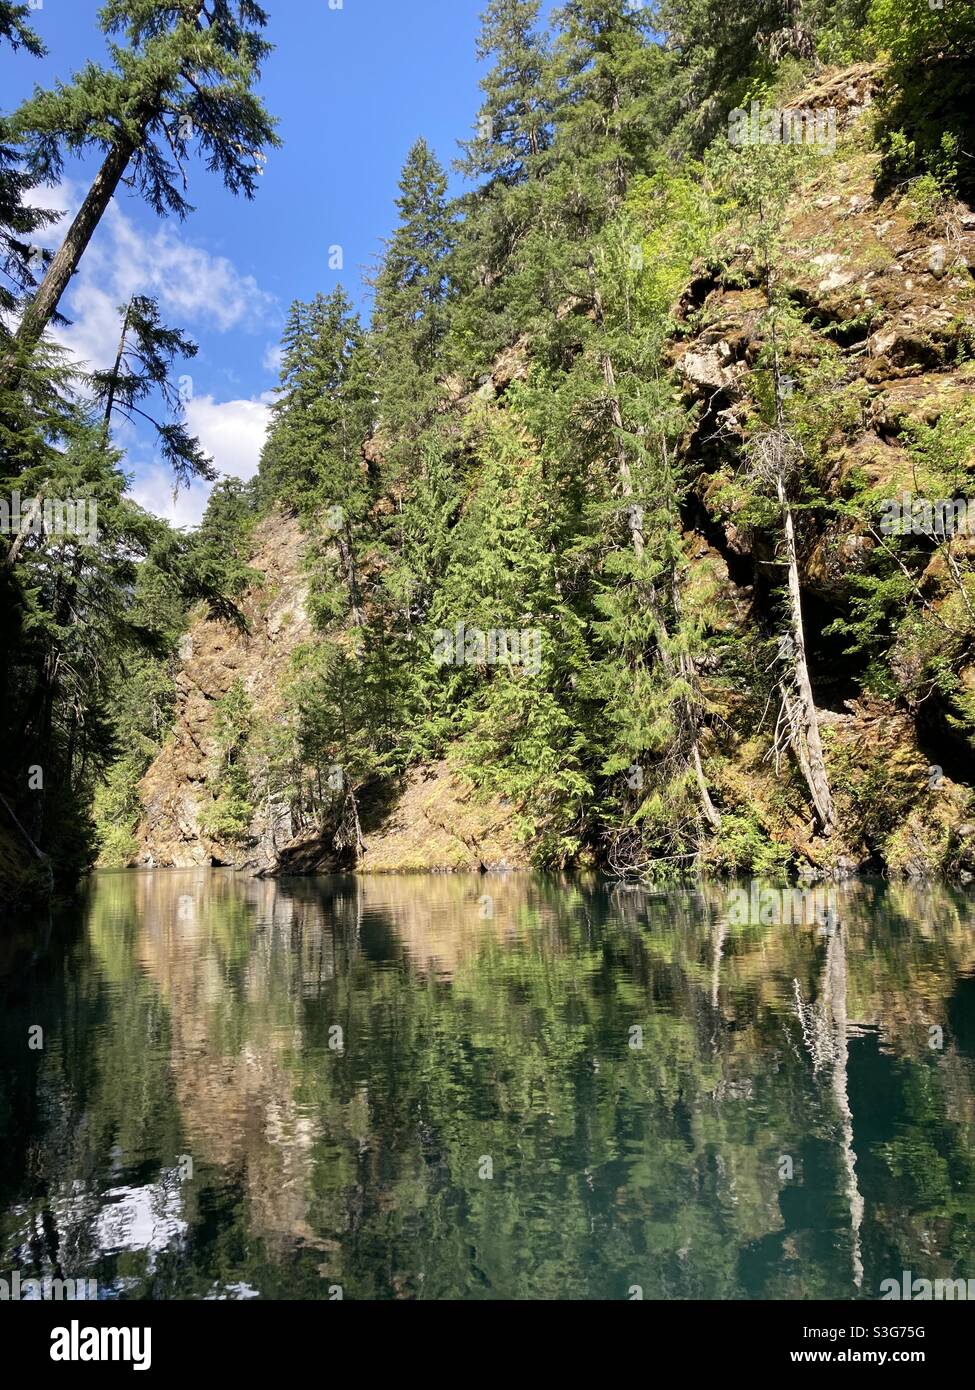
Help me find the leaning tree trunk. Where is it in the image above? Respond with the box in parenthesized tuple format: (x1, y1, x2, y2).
(774, 455, 834, 832)
(13, 138, 138, 363)
(760, 231, 835, 835)
(3, 0, 208, 383)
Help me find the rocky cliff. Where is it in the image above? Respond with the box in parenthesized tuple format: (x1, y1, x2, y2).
(129, 62, 975, 880)
(133, 510, 313, 870)
(131, 513, 529, 874)
(672, 64, 975, 877)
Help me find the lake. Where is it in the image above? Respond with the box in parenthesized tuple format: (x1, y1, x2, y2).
(1, 870, 973, 1300)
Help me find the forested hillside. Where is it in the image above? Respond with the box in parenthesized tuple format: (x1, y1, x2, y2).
(3, 1, 975, 905)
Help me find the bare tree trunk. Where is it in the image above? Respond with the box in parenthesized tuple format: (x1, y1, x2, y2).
(103, 297, 133, 431)
(1, 492, 43, 572)
(760, 232, 835, 835)
(824, 928, 864, 1290)
(775, 462, 834, 831)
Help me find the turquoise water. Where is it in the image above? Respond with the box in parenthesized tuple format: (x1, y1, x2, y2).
(1, 870, 973, 1300)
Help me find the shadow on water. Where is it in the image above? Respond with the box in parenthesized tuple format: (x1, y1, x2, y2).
(1, 870, 974, 1300)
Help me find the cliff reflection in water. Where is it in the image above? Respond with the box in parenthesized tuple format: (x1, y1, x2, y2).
(1, 870, 974, 1300)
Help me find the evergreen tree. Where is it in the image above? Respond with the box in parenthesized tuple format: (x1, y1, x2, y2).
(260, 288, 374, 626)
(92, 293, 213, 486)
(452, 0, 554, 368)
(551, 0, 662, 215)
(0, 1, 44, 54)
(371, 138, 455, 451)
(504, 0, 662, 343)
(0, 3, 58, 328)
(710, 140, 836, 833)
(459, 0, 552, 188)
(5, 0, 278, 364)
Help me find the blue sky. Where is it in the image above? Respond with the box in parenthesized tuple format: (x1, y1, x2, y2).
(0, 0, 558, 525)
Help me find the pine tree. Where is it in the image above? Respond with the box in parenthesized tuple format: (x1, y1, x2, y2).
(505, 0, 662, 339)
(5, 0, 278, 365)
(459, 0, 552, 188)
(549, 0, 664, 223)
(0, 1, 44, 54)
(0, 3, 58, 328)
(371, 139, 455, 451)
(452, 0, 554, 368)
(92, 294, 213, 486)
(263, 290, 369, 502)
(260, 288, 373, 626)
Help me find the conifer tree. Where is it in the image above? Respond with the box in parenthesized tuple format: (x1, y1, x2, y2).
(368, 140, 458, 698)
(5, 0, 277, 365)
(0, 1, 43, 54)
(552, 0, 661, 217)
(371, 139, 455, 450)
(452, 0, 554, 367)
(459, 0, 552, 188)
(260, 288, 373, 626)
(92, 294, 213, 486)
(0, 3, 57, 327)
(536, 5, 720, 842)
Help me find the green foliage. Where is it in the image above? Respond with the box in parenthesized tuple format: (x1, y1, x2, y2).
(7, 0, 975, 896)
(12, 0, 279, 217)
(706, 811, 794, 875)
(869, 0, 975, 199)
(370, 139, 456, 457)
(199, 679, 255, 843)
(90, 295, 213, 487)
(0, 0, 281, 899)
(92, 753, 144, 866)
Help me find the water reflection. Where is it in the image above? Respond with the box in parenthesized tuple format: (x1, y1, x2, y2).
(1, 872, 974, 1299)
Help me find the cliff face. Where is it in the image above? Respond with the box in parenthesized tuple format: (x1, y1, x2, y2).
(672, 64, 975, 877)
(134, 510, 314, 871)
(130, 63, 975, 880)
(131, 514, 529, 875)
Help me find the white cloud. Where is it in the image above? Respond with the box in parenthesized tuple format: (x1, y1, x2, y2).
(33, 186, 275, 370)
(27, 185, 278, 526)
(126, 392, 272, 528)
(184, 392, 273, 483)
(53, 281, 124, 376)
(101, 205, 276, 334)
(128, 467, 213, 531)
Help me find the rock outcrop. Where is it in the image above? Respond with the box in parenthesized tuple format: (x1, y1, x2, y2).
(131, 513, 529, 875)
(130, 63, 975, 880)
(671, 66, 975, 876)
(134, 510, 313, 870)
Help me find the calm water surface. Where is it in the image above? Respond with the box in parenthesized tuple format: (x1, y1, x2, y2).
(1, 871, 974, 1300)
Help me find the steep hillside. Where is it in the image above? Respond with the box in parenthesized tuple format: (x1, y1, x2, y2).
(126, 58, 975, 883)
(133, 511, 314, 871)
(668, 65, 975, 876)
(131, 514, 528, 874)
